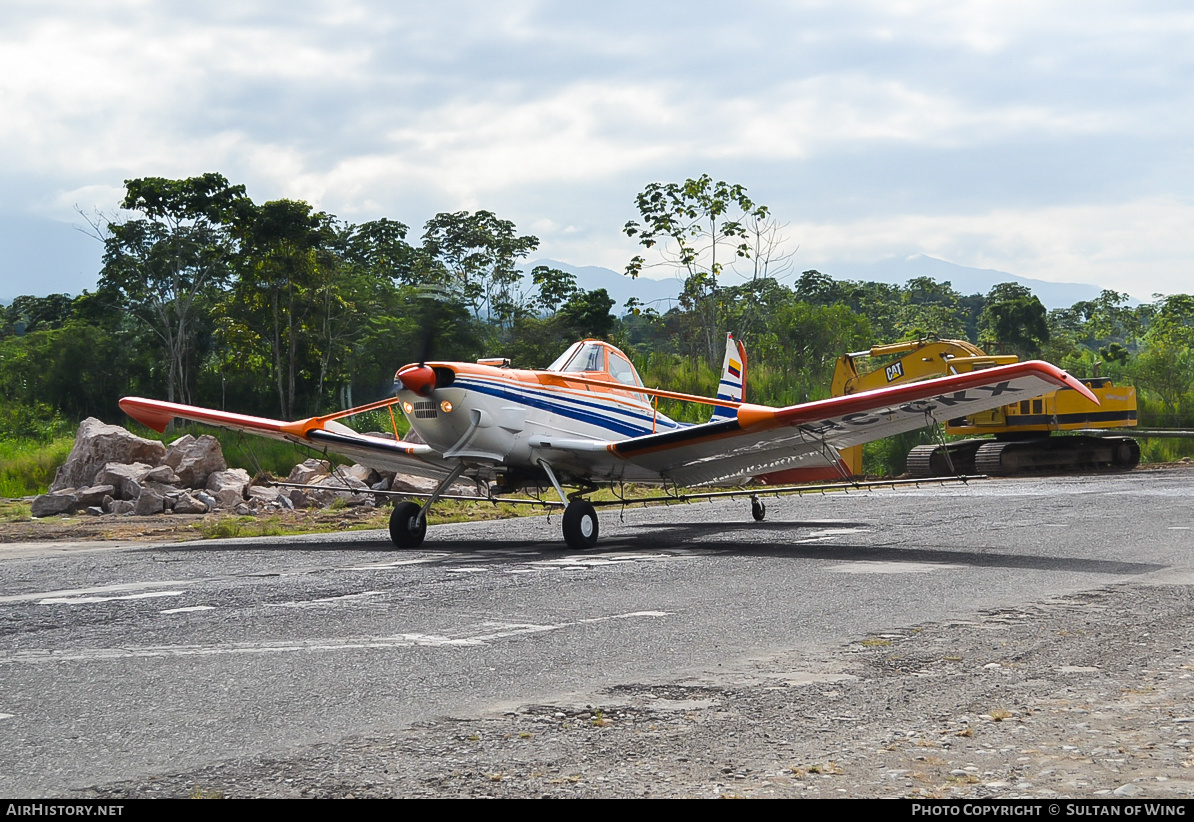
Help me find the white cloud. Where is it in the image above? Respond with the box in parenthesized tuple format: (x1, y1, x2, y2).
(3, 1, 1194, 298)
(791, 196, 1194, 298)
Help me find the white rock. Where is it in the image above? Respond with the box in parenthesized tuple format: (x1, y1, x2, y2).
(163, 434, 227, 488)
(50, 418, 166, 492)
(206, 468, 251, 508)
(143, 465, 181, 485)
(94, 462, 156, 500)
(286, 458, 331, 485)
(339, 464, 379, 485)
(133, 487, 165, 516)
(171, 492, 209, 514)
(75, 485, 115, 507)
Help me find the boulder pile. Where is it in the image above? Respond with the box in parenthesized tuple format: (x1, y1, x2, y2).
(29, 418, 480, 518)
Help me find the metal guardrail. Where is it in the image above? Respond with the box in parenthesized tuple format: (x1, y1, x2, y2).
(1075, 428, 1194, 439)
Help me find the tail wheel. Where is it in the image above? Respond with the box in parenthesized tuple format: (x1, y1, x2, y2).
(562, 499, 599, 550)
(389, 501, 427, 549)
(751, 495, 767, 521)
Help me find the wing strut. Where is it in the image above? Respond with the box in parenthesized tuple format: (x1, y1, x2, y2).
(931, 418, 963, 479)
(537, 459, 570, 506)
(417, 462, 468, 527)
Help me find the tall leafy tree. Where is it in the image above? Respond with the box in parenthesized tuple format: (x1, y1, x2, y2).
(99, 173, 248, 405)
(624, 175, 769, 366)
(417, 211, 539, 330)
(977, 282, 1050, 357)
(1135, 294, 1194, 424)
(321, 219, 416, 406)
(895, 277, 967, 340)
(220, 199, 338, 418)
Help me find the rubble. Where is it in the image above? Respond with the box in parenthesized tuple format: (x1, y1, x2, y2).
(30, 420, 471, 519)
(50, 418, 166, 492)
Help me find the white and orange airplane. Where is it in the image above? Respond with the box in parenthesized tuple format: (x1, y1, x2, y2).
(119, 335, 1096, 550)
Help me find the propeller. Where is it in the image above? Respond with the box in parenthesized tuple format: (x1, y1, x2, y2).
(395, 287, 462, 397)
(395, 322, 438, 396)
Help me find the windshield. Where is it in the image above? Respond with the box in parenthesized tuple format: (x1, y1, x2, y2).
(560, 342, 606, 373)
(545, 342, 582, 372)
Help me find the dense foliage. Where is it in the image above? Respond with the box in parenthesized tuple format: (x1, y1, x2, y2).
(3, 173, 1192, 474)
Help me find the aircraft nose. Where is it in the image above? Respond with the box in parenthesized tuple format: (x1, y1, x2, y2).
(396, 364, 437, 396)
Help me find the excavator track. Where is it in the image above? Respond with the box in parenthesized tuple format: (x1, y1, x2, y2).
(909, 436, 1140, 477)
(973, 436, 1140, 476)
(907, 442, 980, 478)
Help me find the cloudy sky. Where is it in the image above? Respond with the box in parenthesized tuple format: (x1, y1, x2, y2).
(2, 0, 1192, 300)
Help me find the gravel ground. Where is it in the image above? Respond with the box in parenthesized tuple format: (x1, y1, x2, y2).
(77, 580, 1194, 799)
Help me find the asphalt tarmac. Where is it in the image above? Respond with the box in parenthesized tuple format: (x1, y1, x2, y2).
(1, 468, 1191, 797)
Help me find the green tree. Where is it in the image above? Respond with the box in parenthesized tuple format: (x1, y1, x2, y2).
(895, 277, 967, 340)
(220, 199, 338, 418)
(0, 321, 145, 421)
(624, 175, 769, 366)
(417, 211, 539, 330)
(318, 219, 419, 407)
(1134, 294, 1194, 424)
(1, 294, 77, 337)
(977, 282, 1050, 357)
(793, 270, 851, 306)
(530, 265, 578, 314)
(100, 173, 248, 405)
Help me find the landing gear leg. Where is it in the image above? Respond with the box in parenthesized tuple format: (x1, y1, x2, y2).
(387, 462, 467, 549)
(563, 499, 600, 550)
(751, 494, 767, 522)
(538, 459, 600, 550)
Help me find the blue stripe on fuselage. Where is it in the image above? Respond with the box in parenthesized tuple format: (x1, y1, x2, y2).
(452, 377, 683, 438)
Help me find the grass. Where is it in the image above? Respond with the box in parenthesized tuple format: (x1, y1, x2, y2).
(859, 637, 892, 647)
(0, 499, 32, 522)
(0, 421, 356, 499)
(1139, 435, 1194, 464)
(0, 437, 74, 497)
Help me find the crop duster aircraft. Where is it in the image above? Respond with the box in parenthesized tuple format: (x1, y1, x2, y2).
(119, 335, 1096, 550)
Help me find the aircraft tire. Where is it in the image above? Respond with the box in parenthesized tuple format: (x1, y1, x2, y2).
(751, 495, 767, 521)
(562, 500, 599, 550)
(389, 501, 427, 549)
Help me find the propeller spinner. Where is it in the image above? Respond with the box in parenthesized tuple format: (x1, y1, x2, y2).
(396, 363, 437, 396)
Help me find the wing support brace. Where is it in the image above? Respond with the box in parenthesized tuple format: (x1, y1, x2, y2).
(537, 459, 570, 507)
(417, 462, 468, 527)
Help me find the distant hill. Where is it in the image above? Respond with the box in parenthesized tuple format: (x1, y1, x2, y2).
(0, 228, 1114, 313)
(526, 254, 1112, 312)
(522, 259, 685, 315)
(806, 254, 1110, 309)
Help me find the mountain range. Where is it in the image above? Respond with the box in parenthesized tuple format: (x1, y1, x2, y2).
(1, 214, 1114, 311)
(525, 253, 1110, 313)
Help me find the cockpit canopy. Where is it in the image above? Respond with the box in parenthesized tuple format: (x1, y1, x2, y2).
(546, 340, 644, 388)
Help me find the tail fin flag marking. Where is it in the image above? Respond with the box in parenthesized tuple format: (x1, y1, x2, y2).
(711, 333, 746, 421)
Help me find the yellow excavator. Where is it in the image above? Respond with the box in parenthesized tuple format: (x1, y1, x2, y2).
(833, 339, 1140, 477)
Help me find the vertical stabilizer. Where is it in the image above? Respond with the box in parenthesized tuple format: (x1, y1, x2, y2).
(710, 333, 747, 421)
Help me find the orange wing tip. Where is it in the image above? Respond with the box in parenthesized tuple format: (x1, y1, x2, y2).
(1024, 360, 1100, 405)
(1067, 372, 1100, 405)
(119, 398, 174, 433)
(736, 403, 778, 429)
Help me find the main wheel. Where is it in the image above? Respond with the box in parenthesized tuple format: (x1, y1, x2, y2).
(389, 501, 427, 548)
(562, 499, 599, 550)
(751, 495, 767, 522)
